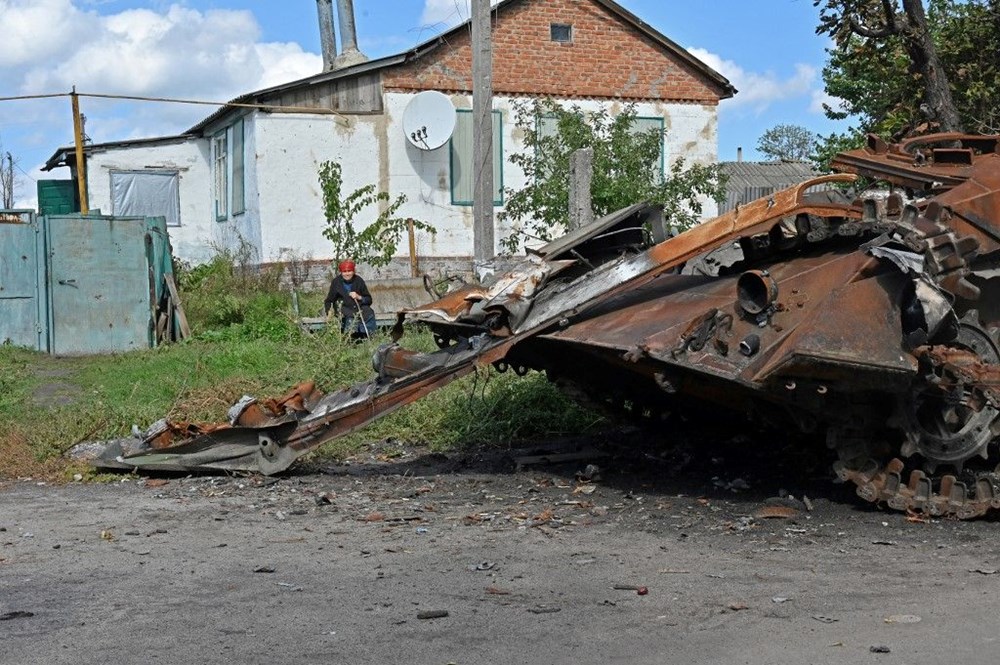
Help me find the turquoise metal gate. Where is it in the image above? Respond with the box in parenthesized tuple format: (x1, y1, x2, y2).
(0, 211, 47, 351)
(46, 215, 154, 355)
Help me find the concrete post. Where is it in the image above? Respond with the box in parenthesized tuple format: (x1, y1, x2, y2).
(569, 147, 594, 230)
(472, 0, 495, 277)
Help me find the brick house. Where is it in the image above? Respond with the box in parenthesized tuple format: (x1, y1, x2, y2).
(43, 0, 734, 280)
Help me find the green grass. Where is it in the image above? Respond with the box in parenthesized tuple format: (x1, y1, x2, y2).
(0, 330, 604, 477)
(0, 251, 604, 479)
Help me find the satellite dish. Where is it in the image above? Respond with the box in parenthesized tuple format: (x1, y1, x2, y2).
(403, 91, 456, 150)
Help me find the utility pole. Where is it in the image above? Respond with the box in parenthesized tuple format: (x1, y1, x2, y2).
(70, 87, 89, 215)
(471, 0, 494, 277)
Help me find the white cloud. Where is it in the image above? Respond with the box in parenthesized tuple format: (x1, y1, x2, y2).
(687, 47, 817, 114)
(2, 1, 320, 114)
(418, 0, 501, 31)
(810, 89, 846, 116)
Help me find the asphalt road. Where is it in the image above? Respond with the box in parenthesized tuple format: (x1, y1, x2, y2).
(4, 442, 1000, 665)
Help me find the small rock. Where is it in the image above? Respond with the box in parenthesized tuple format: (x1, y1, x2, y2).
(870, 645, 891, 653)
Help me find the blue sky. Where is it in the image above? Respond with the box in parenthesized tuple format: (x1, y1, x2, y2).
(0, 0, 844, 206)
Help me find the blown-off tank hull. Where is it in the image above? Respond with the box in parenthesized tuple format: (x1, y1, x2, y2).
(74, 134, 1000, 518)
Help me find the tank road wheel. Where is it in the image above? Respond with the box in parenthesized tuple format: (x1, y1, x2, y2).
(900, 314, 1000, 473)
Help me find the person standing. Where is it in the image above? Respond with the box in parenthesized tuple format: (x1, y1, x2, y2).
(324, 260, 376, 338)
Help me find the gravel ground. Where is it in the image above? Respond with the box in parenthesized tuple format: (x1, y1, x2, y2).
(4, 438, 1000, 665)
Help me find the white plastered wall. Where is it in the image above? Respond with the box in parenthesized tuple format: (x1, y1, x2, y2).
(379, 92, 719, 261)
(96, 92, 719, 267)
(86, 141, 214, 264)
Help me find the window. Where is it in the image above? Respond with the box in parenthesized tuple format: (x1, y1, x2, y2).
(629, 116, 665, 179)
(213, 131, 228, 220)
(536, 112, 665, 178)
(449, 109, 503, 206)
(110, 171, 181, 227)
(231, 118, 245, 215)
(550, 23, 572, 43)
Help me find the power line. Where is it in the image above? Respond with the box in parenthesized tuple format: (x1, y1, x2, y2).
(0, 90, 349, 124)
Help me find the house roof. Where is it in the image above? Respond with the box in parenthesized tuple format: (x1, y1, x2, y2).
(719, 160, 818, 189)
(189, 0, 735, 134)
(44, 0, 736, 168)
(43, 134, 194, 171)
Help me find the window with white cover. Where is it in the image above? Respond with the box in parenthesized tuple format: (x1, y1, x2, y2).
(110, 170, 181, 227)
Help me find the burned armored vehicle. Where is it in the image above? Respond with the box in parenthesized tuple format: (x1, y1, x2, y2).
(76, 133, 1000, 519)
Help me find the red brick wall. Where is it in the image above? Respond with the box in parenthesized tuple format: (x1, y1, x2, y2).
(382, 0, 724, 103)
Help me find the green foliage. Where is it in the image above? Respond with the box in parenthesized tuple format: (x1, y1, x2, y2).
(0, 329, 605, 475)
(814, 0, 1000, 166)
(756, 124, 819, 161)
(499, 99, 725, 252)
(318, 161, 435, 268)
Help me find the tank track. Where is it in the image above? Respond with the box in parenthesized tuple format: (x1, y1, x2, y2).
(834, 457, 1000, 520)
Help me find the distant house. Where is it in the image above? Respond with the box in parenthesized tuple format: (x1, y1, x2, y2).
(43, 0, 735, 279)
(718, 160, 818, 214)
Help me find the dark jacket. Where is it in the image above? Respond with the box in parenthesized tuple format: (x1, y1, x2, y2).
(324, 274, 374, 323)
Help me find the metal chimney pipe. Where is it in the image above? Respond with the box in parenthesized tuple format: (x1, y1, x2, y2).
(316, 0, 337, 72)
(334, 0, 368, 67)
(737, 146, 743, 163)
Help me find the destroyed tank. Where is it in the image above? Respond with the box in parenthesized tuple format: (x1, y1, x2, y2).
(76, 133, 1000, 519)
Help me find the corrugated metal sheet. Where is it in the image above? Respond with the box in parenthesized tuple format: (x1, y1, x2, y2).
(718, 161, 817, 214)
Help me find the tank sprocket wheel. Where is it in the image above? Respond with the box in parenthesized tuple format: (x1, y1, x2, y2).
(898, 312, 1000, 473)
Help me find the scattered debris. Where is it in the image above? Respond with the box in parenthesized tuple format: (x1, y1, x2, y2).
(812, 615, 838, 624)
(885, 614, 921, 624)
(485, 587, 510, 595)
(726, 602, 749, 612)
(771, 597, 791, 604)
(0, 611, 34, 621)
(527, 606, 561, 614)
(970, 568, 997, 575)
(469, 561, 496, 571)
(871, 540, 897, 546)
(870, 645, 891, 653)
(417, 610, 449, 620)
(254, 566, 276, 573)
(754, 505, 799, 520)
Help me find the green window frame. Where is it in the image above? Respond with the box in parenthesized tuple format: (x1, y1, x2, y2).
(231, 118, 245, 216)
(449, 109, 504, 206)
(213, 131, 228, 221)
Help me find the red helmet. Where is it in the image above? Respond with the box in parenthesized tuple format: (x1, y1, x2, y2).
(338, 260, 355, 273)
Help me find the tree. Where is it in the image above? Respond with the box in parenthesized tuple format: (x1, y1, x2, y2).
(756, 124, 818, 161)
(816, 0, 963, 133)
(812, 1, 1000, 170)
(0, 136, 18, 209)
(317, 161, 434, 268)
(500, 99, 725, 252)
